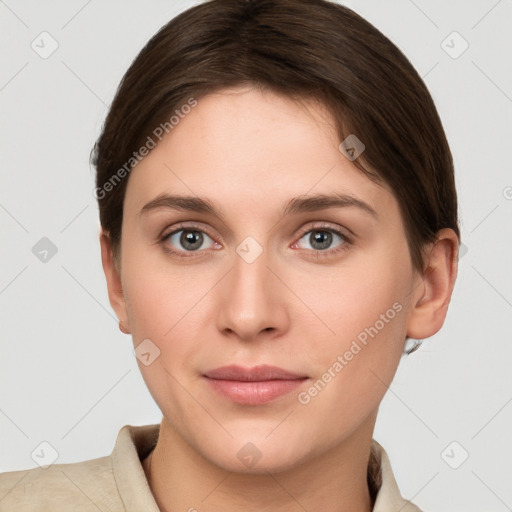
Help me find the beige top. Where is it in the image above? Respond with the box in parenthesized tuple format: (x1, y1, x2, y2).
(0, 424, 420, 511)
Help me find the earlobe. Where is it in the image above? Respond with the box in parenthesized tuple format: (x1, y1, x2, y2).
(99, 231, 131, 335)
(406, 228, 459, 340)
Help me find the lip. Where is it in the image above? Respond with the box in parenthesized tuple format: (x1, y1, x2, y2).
(203, 365, 309, 405)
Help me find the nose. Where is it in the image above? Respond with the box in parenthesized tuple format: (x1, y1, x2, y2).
(216, 244, 290, 342)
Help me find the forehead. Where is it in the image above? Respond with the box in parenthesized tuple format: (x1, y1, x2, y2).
(124, 86, 396, 221)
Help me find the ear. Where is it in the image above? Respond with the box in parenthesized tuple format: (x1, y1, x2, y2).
(100, 231, 131, 335)
(406, 228, 459, 340)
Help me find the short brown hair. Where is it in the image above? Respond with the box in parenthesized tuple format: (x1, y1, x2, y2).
(92, 0, 459, 270)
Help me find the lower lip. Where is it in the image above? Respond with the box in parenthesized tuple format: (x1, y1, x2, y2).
(204, 377, 308, 405)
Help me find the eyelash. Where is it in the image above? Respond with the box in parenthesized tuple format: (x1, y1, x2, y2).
(159, 222, 352, 259)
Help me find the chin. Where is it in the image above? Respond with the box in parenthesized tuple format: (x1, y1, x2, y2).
(213, 447, 308, 475)
(195, 426, 319, 475)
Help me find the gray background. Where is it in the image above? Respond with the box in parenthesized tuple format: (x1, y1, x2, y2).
(1, 1, 511, 510)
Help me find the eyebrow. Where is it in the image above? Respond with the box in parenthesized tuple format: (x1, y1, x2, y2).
(139, 193, 378, 220)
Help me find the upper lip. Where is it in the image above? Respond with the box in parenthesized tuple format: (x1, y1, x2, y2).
(203, 365, 307, 382)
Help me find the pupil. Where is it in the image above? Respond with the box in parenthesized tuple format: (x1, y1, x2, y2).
(181, 231, 203, 250)
(310, 231, 332, 250)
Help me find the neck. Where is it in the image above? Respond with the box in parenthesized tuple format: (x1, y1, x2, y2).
(143, 416, 376, 512)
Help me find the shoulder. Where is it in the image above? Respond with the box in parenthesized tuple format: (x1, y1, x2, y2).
(0, 424, 160, 512)
(0, 454, 123, 511)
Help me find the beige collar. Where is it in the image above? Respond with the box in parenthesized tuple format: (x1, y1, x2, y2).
(111, 424, 419, 512)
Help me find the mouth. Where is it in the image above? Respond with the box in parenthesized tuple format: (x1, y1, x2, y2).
(203, 365, 309, 405)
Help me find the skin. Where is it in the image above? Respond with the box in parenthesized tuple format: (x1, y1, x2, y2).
(101, 86, 458, 512)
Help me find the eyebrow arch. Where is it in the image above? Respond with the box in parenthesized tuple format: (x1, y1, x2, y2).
(139, 192, 377, 220)
(281, 193, 377, 218)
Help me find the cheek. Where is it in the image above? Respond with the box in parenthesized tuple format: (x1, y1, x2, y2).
(120, 255, 212, 412)
(124, 278, 205, 359)
(291, 252, 411, 420)
(120, 230, 212, 339)
(292, 255, 411, 355)
(121, 248, 223, 380)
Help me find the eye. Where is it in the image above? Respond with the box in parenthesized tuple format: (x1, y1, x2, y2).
(295, 227, 348, 253)
(163, 228, 217, 254)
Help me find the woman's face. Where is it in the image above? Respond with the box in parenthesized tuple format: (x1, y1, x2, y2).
(115, 86, 423, 472)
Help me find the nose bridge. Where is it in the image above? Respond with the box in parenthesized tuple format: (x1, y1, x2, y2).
(232, 243, 270, 300)
(216, 239, 287, 339)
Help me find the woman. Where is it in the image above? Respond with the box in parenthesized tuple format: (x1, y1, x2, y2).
(0, 0, 459, 510)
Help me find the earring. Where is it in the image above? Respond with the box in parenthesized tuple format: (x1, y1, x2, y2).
(404, 338, 423, 355)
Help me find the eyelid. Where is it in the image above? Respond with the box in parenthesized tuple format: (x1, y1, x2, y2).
(158, 222, 222, 259)
(160, 221, 219, 242)
(294, 221, 353, 243)
(290, 222, 353, 258)
(158, 220, 354, 258)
